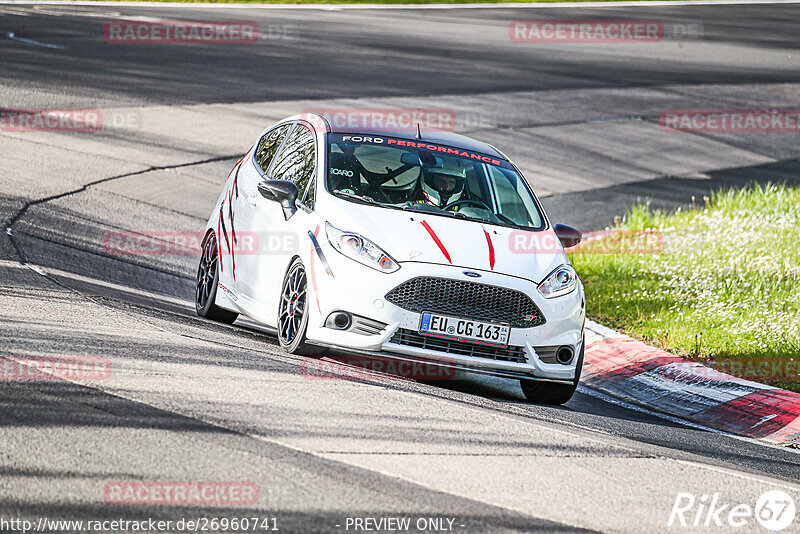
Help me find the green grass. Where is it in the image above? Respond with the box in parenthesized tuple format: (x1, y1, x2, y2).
(569, 184, 800, 391)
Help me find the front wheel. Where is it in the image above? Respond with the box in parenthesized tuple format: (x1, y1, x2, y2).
(277, 259, 321, 356)
(195, 231, 238, 324)
(520, 340, 584, 405)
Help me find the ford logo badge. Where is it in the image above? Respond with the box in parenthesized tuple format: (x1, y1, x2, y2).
(463, 271, 481, 278)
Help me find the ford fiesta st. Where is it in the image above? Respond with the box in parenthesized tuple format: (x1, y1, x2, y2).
(196, 113, 586, 404)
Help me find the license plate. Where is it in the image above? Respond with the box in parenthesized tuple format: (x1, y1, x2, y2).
(419, 312, 510, 347)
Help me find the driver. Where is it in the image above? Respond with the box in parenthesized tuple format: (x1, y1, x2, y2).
(420, 160, 467, 208)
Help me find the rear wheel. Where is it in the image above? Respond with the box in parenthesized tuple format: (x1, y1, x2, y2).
(520, 340, 584, 405)
(195, 231, 238, 324)
(278, 259, 320, 356)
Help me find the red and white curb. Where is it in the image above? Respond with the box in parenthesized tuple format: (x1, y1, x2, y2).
(582, 320, 800, 448)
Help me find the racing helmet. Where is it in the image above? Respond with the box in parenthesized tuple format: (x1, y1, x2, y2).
(421, 159, 466, 207)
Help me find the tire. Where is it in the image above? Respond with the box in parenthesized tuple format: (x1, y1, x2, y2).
(520, 340, 585, 405)
(195, 231, 239, 324)
(277, 258, 321, 356)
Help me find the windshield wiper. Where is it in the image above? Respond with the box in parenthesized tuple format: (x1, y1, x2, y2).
(401, 204, 531, 230)
(402, 205, 456, 217)
(335, 191, 411, 213)
(403, 204, 438, 212)
(466, 215, 525, 230)
(334, 191, 380, 205)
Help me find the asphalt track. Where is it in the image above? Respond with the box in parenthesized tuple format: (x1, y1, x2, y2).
(2, 2, 800, 532)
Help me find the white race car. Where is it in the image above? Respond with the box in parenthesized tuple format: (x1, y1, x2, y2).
(196, 114, 585, 404)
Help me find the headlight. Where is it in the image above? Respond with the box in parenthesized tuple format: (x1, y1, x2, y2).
(326, 223, 399, 273)
(538, 264, 578, 298)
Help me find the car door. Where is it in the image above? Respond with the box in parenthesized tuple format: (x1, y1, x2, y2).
(232, 123, 292, 303)
(237, 123, 319, 323)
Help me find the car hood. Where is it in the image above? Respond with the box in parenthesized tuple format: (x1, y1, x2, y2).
(326, 202, 567, 284)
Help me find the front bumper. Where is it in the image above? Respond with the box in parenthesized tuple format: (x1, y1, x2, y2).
(305, 244, 585, 382)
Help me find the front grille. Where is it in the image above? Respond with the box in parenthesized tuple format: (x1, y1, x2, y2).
(384, 277, 545, 328)
(390, 329, 527, 363)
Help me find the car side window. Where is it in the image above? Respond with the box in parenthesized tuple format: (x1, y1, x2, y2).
(303, 176, 316, 210)
(269, 124, 316, 200)
(255, 124, 291, 173)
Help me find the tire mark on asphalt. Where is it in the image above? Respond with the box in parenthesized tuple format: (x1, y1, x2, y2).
(3, 154, 239, 264)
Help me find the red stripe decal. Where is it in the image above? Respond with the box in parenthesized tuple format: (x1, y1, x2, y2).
(217, 212, 223, 273)
(309, 225, 322, 314)
(230, 213, 236, 280)
(483, 227, 495, 270)
(233, 145, 251, 167)
(421, 221, 452, 264)
(229, 188, 236, 280)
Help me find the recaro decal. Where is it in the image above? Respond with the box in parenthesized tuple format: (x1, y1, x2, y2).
(330, 168, 354, 177)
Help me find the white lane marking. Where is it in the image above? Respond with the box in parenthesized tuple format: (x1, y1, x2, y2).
(105, 15, 173, 22)
(0, 6, 32, 14)
(1, 0, 800, 9)
(32, 6, 121, 17)
(27, 263, 194, 311)
(3, 31, 65, 49)
(0, 258, 29, 269)
(753, 413, 780, 429)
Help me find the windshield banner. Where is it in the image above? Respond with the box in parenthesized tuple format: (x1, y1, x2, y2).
(330, 134, 512, 169)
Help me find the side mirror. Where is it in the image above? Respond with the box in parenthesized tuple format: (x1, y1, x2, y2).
(257, 179, 298, 220)
(554, 223, 582, 248)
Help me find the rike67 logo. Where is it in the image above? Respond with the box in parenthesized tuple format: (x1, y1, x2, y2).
(669, 490, 797, 531)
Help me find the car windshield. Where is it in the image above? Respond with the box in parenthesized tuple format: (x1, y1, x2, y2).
(326, 134, 545, 230)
